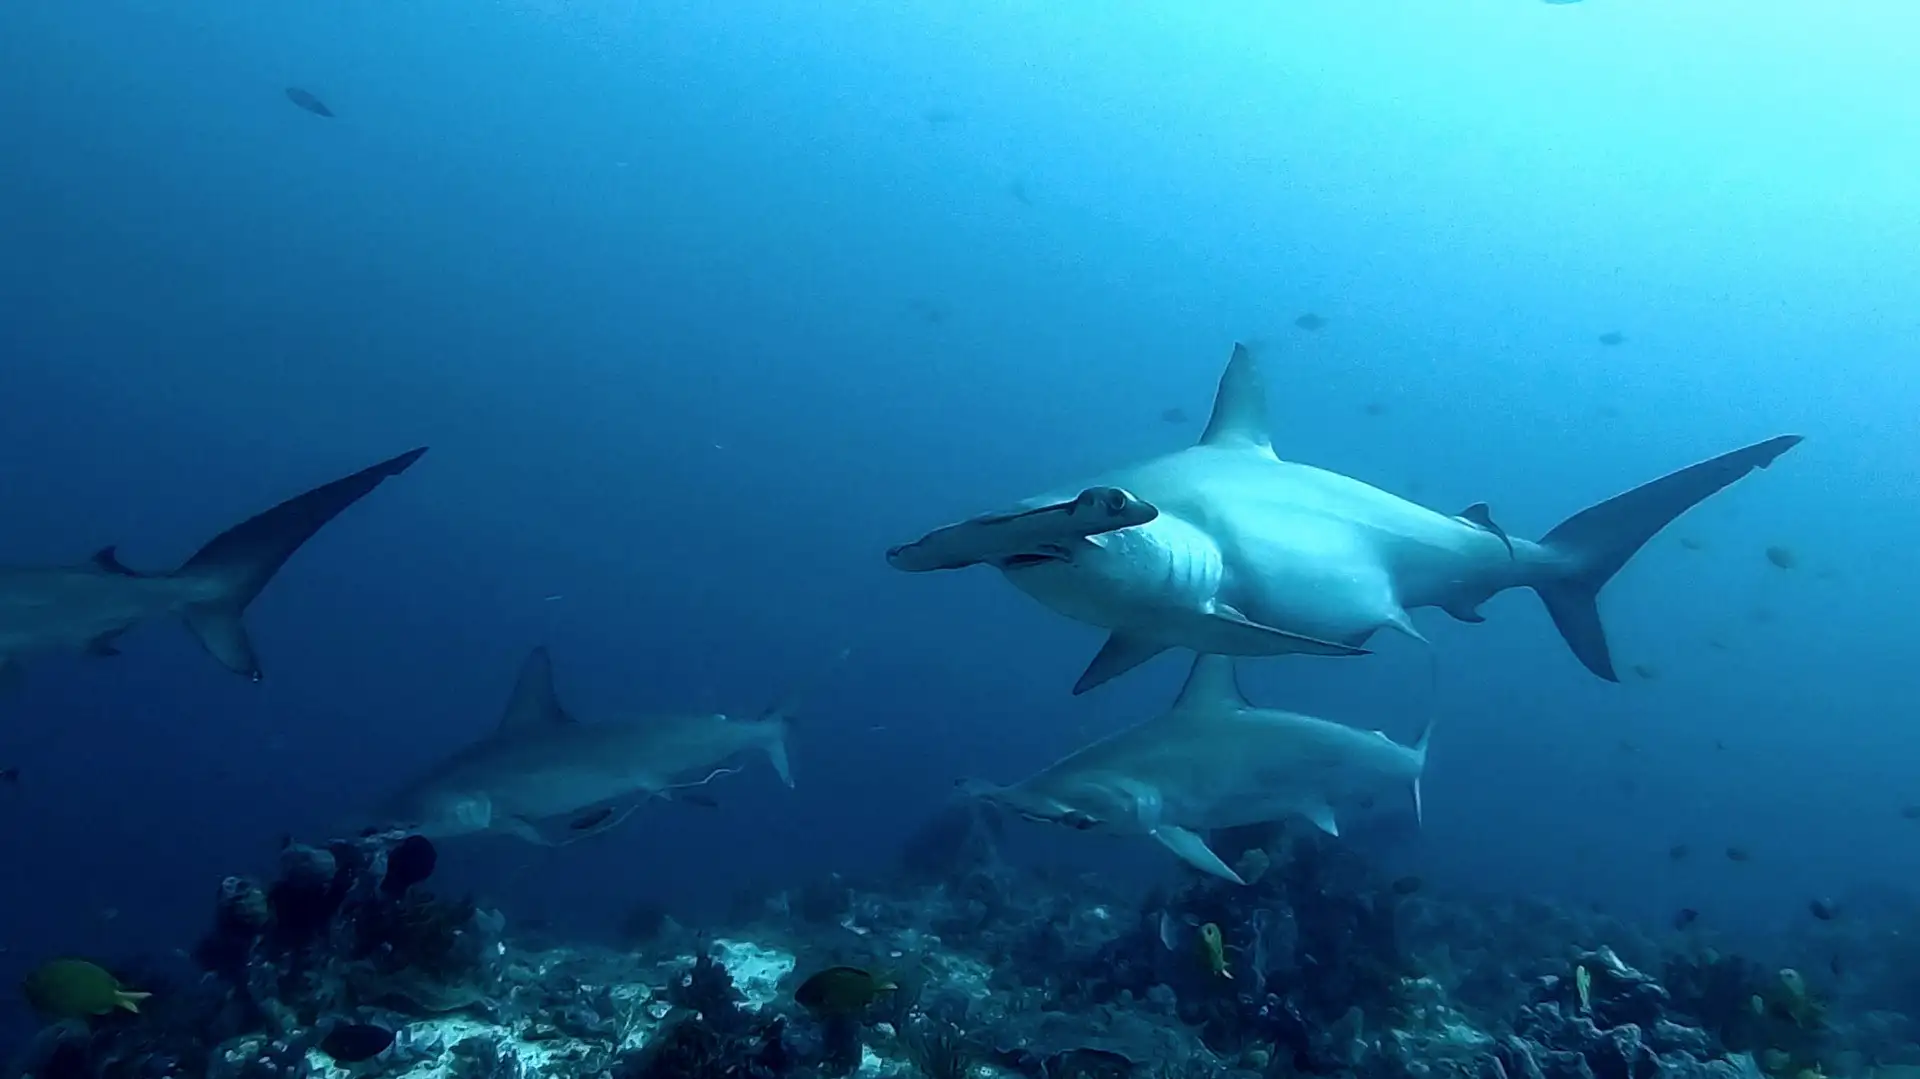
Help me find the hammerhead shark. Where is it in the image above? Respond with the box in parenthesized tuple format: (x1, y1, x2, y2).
(964, 653, 1431, 884)
(888, 343, 1801, 693)
(370, 647, 814, 845)
(0, 447, 426, 683)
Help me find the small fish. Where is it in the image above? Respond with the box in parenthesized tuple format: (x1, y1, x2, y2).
(319, 1023, 396, 1063)
(1363, 401, 1387, 417)
(284, 87, 334, 118)
(0, 766, 18, 784)
(1597, 331, 1625, 346)
(1808, 898, 1838, 921)
(1672, 907, 1699, 929)
(1902, 804, 1920, 821)
(1198, 922, 1232, 979)
(1765, 545, 1797, 570)
(1160, 407, 1189, 425)
(1679, 536, 1704, 551)
(1293, 313, 1327, 332)
(1390, 875, 1422, 896)
(1667, 843, 1691, 861)
(1725, 846, 1752, 863)
(794, 966, 897, 1016)
(1631, 663, 1659, 680)
(21, 960, 150, 1019)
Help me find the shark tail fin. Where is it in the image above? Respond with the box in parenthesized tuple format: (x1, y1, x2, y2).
(749, 646, 853, 788)
(171, 448, 427, 680)
(1530, 435, 1801, 681)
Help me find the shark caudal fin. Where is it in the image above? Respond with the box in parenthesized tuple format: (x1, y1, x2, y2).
(1532, 435, 1801, 680)
(173, 448, 428, 680)
(748, 647, 850, 788)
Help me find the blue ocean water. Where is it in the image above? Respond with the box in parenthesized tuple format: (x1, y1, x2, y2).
(1, 0, 1916, 1067)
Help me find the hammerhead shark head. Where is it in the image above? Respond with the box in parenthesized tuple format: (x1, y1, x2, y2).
(370, 647, 812, 845)
(0, 447, 426, 683)
(964, 653, 1431, 884)
(888, 343, 1801, 693)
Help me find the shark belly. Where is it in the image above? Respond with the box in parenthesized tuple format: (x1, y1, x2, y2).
(1201, 460, 1538, 642)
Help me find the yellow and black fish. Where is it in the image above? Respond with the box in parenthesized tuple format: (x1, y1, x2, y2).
(793, 966, 897, 1017)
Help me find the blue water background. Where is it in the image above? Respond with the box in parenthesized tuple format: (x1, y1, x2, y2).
(1, 0, 1913, 1021)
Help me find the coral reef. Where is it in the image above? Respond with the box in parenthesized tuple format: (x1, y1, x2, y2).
(3, 816, 1900, 1079)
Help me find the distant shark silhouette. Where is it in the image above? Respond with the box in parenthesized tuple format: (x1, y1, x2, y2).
(889, 343, 1801, 693)
(963, 653, 1430, 884)
(370, 647, 834, 845)
(0, 447, 426, 683)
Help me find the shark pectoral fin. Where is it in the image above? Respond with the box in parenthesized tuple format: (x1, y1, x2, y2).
(1382, 608, 1429, 645)
(1152, 825, 1248, 885)
(1303, 801, 1340, 836)
(182, 605, 262, 682)
(568, 804, 642, 840)
(1210, 606, 1371, 658)
(1073, 633, 1169, 695)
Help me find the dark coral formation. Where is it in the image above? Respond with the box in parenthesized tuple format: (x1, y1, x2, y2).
(2, 814, 1893, 1079)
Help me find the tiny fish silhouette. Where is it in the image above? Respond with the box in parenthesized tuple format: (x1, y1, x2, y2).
(1597, 331, 1625, 345)
(285, 88, 334, 118)
(1293, 312, 1327, 331)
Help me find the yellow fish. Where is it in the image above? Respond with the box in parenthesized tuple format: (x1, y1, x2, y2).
(22, 959, 150, 1019)
(1199, 922, 1233, 980)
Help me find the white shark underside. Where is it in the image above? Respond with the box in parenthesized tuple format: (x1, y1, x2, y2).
(889, 344, 1802, 693)
(966, 654, 1431, 883)
(371, 648, 798, 845)
(0, 447, 427, 683)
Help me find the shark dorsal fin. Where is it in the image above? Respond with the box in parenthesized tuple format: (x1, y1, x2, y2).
(90, 546, 141, 576)
(1171, 654, 1251, 713)
(1196, 343, 1274, 456)
(498, 647, 574, 732)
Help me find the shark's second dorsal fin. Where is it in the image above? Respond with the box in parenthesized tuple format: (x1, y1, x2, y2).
(499, 646, 574, 731)
(90, 546, 143, 577)
(1172, 654, 1251, 713)
(1197, 343, 1275, 456)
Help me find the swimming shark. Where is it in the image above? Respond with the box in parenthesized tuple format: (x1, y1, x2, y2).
(963, 653, 1431, 884)
(370, 647, 805, 844)
(0, 447, 427, 683)
(887, 343, 1801, 693)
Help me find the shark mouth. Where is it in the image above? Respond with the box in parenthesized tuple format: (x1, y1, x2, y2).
(994, 543, 1073, 570)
